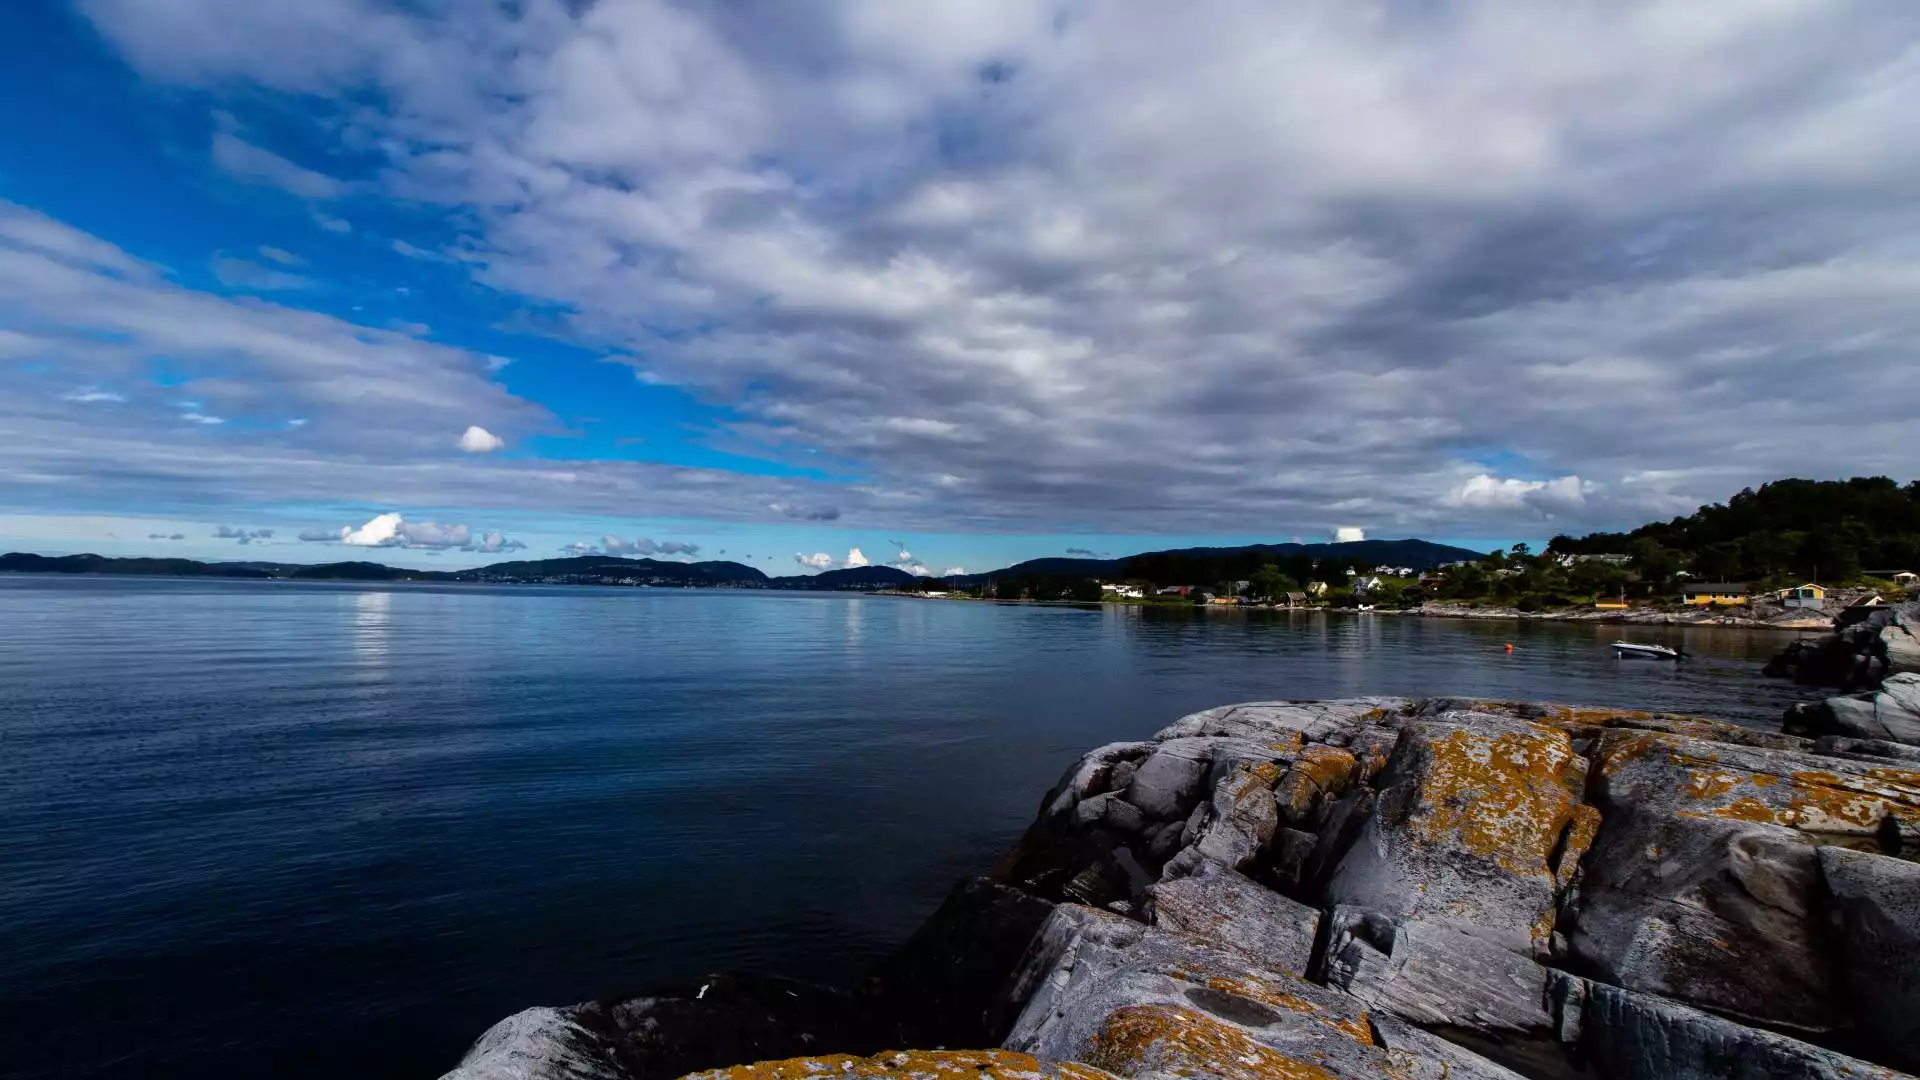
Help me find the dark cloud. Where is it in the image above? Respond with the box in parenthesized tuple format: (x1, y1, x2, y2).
(213, 525, 272, 544)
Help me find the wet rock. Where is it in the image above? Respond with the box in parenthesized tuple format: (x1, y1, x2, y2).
(1547, 970, 1908, 1080)
(443, 1006, 621, 1080)
(678, 1050, 1119, 1079)
(1820, 845, 1920, 1071)
(1145, 859, 1319, 976)
(1787, 674, 1920, 746)
(1325, 711, 1595, 954)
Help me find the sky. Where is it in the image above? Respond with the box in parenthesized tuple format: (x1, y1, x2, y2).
(1, 1, 1917, 574)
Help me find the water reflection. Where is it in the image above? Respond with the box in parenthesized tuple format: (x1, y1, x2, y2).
(351, 589, 392, 665)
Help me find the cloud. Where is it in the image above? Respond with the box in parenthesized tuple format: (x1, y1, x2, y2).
(147, 532, 185, 540)
(258, 246, 304, 266)
(942, 566, 966, 577)
(308, 511, 523, 551)
(794, 551, 834, 569)
(60, 387, 126, 403)
(1446, 474, 1591, 517)
(768, 502, 841, 521)
(180, 412, 224, 425)
(582, 535, 701, 557)
(213, 524, 273, 544)
(211, 254, 311, 291)
(457, 425, 505, 453)
(1333, 527, 1366, 544)
(26, 2, 1920, 542)
(843, 546, 868, 568)
(210, 132, 346, 199)
(314, 214, 352, 234)
(1065, 547, 1100, 558)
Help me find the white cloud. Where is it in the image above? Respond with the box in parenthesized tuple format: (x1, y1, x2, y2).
(210, 132, 346, 199)
(314, 214, 352, 234)
(213, 524, 273, 544)
(338, 512, 404, 546)
(942, 566, 966, 577)
(258, 246, 303, 266)
(181, 412, 224, 425)
(211, 254, 311, 291)
(843, 546, 868, 568)
(794, 551, 834, 569)
(1446, 474, 1591, 516)
(458, 425, 505, 453)
(312, 511, 523, 552)
(588, 535, 701, 557)
(60, 387, 126, 403)
(1333, 527, 1367, 543)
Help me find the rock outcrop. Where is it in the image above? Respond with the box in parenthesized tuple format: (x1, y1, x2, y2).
(444, 698, 1920, 1080)
(1787, 671, 1920, 748)
(1767, 600, 1919, 690)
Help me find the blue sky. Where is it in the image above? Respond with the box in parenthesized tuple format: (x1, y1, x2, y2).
(2, 1, 1916, 572)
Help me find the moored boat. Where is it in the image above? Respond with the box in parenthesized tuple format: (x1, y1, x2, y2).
(1612, 641, 1682, 660)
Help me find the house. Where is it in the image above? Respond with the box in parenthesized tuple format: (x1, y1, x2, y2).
(1284, 591, 1308, 607)
(1155, 585, 1189, 597)
(1306, 581, 1329, 598)
(1894, 571, 1918, 589)
(1101, 583, 1145, 599)
(1681, 582, 1748, 606)
(1771, 583, 1828, 610)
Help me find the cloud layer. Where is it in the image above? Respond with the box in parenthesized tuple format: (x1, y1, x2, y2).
(23, 1, 1920, 540)
(300, 512, 526, 552)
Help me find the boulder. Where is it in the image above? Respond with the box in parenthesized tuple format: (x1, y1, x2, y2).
(1042, 742, 1155, 821)
(1547, 970, 1910, 1080)
(1121, 739, 1214, 820)
(1153, 698, 1411, 746)
(1144, 859, 1319, 976)
(1325, 712, 1596, 954)
(1786, 673, 1920, 746)
(862, 877, 1059, 1049)
(1820, 845, 1920, 1071)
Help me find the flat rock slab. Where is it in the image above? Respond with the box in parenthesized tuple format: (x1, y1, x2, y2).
(1146, 859, 1318, 976)
(1323, 910, 1552, 1041)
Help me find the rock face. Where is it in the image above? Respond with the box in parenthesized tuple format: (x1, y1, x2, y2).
(1787, 671, 1920, 746)
(444, 698, 1920, 1080)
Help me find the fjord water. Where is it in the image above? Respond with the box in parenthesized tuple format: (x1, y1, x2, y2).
(0, 577, 1817, 1079)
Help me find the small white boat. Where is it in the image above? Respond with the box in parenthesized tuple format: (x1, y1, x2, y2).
(1612, 641, 1682, 660)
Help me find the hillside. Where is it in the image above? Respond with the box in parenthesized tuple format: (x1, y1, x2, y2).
(766, 565, 918, 590)
(952, 538, 1484, 587)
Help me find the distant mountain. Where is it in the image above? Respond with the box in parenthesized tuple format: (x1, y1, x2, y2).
(766, 564, 918, 590)
(0, 553, 275, 578)
(951, 538, 1485, 585)
(449, 556, 769, 586)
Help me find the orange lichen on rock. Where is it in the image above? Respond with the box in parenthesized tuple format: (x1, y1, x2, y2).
(679, 1049, 1118, 1080)
(1084, 1005, 1337, 1080)
(1406, 725, 1585, 878)
(1291, 745, 1358, 792)
(1553, 803, 1604, 890)
(1266, 731, 1307, 755)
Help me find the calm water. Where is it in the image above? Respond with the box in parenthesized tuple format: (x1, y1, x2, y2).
(0, 577, 1820, 1078)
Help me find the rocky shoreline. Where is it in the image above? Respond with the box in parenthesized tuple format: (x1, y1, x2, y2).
(441, 687, 1920, 1080)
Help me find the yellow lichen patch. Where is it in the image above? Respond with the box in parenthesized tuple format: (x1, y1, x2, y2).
(1406, 725, 1582, 877)
(1085, 1005, 1338, 1080)
(1557, 803, 1604, 888)
(1543, 706, 1656, 728)
(1267, 732, 1307, 755)
(1202, 976, 1375, 1046)
(678, 1049, 1117, 1080)
(1686, 769, 1744, 801)
(1292, 745, 1359, 793)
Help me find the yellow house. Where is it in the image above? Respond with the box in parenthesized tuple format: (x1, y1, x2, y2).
(1681, 582, 1748, 606)
(1773, 583, 1828, 609)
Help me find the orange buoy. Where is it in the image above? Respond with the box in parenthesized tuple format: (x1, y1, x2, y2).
(1504, 642, 1514, 653)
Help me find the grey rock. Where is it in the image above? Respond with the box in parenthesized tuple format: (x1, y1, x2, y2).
(1821, 845, 1920, 1070)
(1004, 905, 1519, 1080)
(1123, 739, 1213, 819)
(1549, 969, 1909, 1080)
(1191, 760, 1280, 870)
(441, 1007, 619, 1080)
(1146, 859, 1319, 975)
(1366, 1012, 1534, 1080)
(1813, 735, 1920, 765)
(1043, 741, 1154, 820)
(1270, 827, 1317, 888)
(1075, 791, 1120, 829)
(1154, 697, 1411, 745)
(1325, 711, 1595, 954)
(1323, 909, 1553, 1040)
(1103, 794, 1148, 835)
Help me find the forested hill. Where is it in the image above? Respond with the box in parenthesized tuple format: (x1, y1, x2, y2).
(954, 538, 1484, 586)
(1551, 477, 1920, 583)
